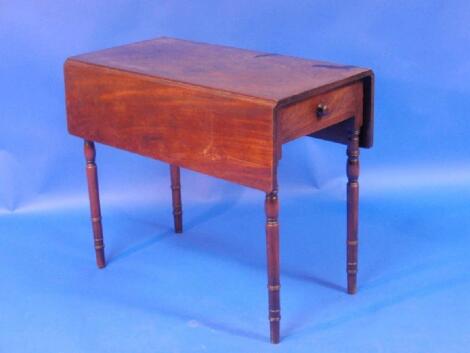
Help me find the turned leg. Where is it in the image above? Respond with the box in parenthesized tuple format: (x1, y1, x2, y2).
(170, 164, 183, 233)
(346, 128, 360, 294)
(84, 140, 105, 269)
(265, 189, 281, 343)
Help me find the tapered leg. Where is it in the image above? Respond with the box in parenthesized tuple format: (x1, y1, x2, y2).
(265, 189, 281, 343)
(170, 164, 183, 233)
(84, 140, 105, 269)
(346, 128, 360, 294)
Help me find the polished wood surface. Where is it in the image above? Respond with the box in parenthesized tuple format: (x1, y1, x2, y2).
(280, 81, 363, 143)
(65, 36, 375, 344)
(65, 60, 276, 191)
(69, 37, 371, 103)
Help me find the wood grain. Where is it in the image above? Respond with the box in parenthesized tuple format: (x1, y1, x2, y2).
(64, 37, 376, 344)
(70, 37, 372, 103)
(279, 81, 363, 143)
(65, 60, 277, 192)
(67, 36, 374, 148)
(309, 75, 373, 147)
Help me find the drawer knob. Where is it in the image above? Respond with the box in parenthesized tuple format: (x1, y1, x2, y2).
(316, 103, 329, 118)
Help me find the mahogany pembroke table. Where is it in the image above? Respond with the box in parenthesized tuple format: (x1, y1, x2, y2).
(64, 37, 374, 344)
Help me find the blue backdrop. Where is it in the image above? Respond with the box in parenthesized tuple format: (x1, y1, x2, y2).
(1, 1, 469, 352)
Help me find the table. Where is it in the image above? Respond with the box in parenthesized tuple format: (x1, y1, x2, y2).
(64, 37, 374, 343)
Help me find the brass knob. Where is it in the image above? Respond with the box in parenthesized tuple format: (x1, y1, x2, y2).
(316, 103, 329, 118)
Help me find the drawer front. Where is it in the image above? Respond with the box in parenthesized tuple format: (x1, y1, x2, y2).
(279, 81, 363, 143)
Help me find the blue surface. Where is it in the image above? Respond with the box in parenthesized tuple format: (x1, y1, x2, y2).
(1, 1, 470, 352)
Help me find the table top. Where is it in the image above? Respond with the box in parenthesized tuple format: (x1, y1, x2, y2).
(66, 37, 374, 191)
(69, 37, 372, 104)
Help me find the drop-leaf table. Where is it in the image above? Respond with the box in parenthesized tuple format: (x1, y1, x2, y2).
(64, 37, 374, 344)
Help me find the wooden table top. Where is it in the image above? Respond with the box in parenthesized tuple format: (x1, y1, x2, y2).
(69, 37, 372, 105)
